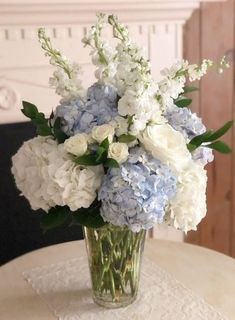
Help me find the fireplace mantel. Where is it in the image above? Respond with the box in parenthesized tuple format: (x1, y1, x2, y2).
(0, 0, 224, 25)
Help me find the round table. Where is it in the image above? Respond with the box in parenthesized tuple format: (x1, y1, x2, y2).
(0, 240, 235, 319)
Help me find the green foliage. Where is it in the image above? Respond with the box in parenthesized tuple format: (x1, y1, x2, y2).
(21, 101, 68, 144)
(104, 158, 119, 168)
(74, 154, 99, 166)
(206, 141, 232, 154)
(187, 121, 233, 154)
(127, 115, 134, 130)
(175, 98, 192, 108)
(72, 199, 106, 228)
(22, 101, 53, 136)
(118, 134, 136, 143)
(53, 117, 68, 143)
(183, 86, 199, 94)
(40, 206, 70, 233)
(74, 138, 119, 169)
(40, 199, 106, 232)
(203, 121, 233, 142)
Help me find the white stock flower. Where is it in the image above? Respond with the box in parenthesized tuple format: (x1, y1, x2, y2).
(64, 133, 88, 156)
(91, 124, 115, 143)
(139, 124, 191, 174)
(118, 89, 163, 135)
(108, 142, 129, 164)
(11, 136, 103, 212)
(165, 162, 208, 233)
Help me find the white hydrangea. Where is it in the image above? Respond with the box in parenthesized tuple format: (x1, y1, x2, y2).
(165, 162, 208, 233)
(11, 136, 103, 212)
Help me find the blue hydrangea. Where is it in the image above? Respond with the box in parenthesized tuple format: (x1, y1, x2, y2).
(98, 148, 177, 232)
(54, 83, 118, 136)
(165, 104, 213, 164)
(165, 104, 205, 139)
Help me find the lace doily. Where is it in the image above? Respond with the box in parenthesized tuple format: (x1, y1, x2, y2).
(23, 256, 227, 320)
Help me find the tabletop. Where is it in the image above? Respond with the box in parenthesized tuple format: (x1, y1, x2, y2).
(0, 239, 235, 320)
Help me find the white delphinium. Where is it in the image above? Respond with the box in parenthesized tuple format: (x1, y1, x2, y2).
(11, 136, 103, 212)
(165, 162, 208, 233)
(82, 13, 117, 86)
(38, 28, 84, 102)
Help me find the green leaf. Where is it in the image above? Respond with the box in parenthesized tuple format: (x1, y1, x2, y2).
(96, 146, 107, 162)
(104, 158, 119, 168)
(36, 123, 53, 136)
(175, 98, 192, 108)
(72, 200, 106, 228)
(118, 134, 136, 143)
(189, 130, 213, 148)
(187, 143, 198, 152)
(21, 100, 53, 137)
(127, 115, 134, 130)
(75, 154, 99, 166)
(100, 137, 109, 151)
(206, 141, 232, 154)
(21, 101, 38, 118)
(53, 117, 68, 144)
(183, 86, 199, 94)
(204, 121, 234, 142)
(40, 206, 70, 233)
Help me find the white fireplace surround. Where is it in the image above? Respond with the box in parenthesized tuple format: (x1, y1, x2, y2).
(0, 0, 223, 124)
(0, 0, 223, 241)
(0, 0, 222, 24)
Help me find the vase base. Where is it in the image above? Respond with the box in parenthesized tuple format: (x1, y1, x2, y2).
(93, 293, 137, 309)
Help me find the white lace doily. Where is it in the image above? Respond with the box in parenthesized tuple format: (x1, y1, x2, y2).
(23, 257, 227, 320)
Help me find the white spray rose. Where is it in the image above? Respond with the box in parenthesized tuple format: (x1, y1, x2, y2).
(139, 124, 191, 174)
(91, 124, 115, 144)
(64, 133, 88, 156)
(165, 162, 208, 233)
(108, 142, 129, 164)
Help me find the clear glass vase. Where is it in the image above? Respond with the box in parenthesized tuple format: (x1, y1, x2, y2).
(83, 224, 146, 308)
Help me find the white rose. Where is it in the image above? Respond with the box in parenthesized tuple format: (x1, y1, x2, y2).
(139, 124, 191, 174)
(108, 142, 129, 164)
(91, 124, 115, 144)
(64, 133, 88, 156)
(165, 162, 207, 233)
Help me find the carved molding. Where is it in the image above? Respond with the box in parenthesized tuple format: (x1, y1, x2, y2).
(0, 0, 224, 25)
(0, 80, 20, 110)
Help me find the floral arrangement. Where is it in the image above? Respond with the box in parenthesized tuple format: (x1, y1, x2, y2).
(12, 14, 232, 235)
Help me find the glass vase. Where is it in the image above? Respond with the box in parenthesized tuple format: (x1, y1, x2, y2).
(83, 224, 146, 308)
